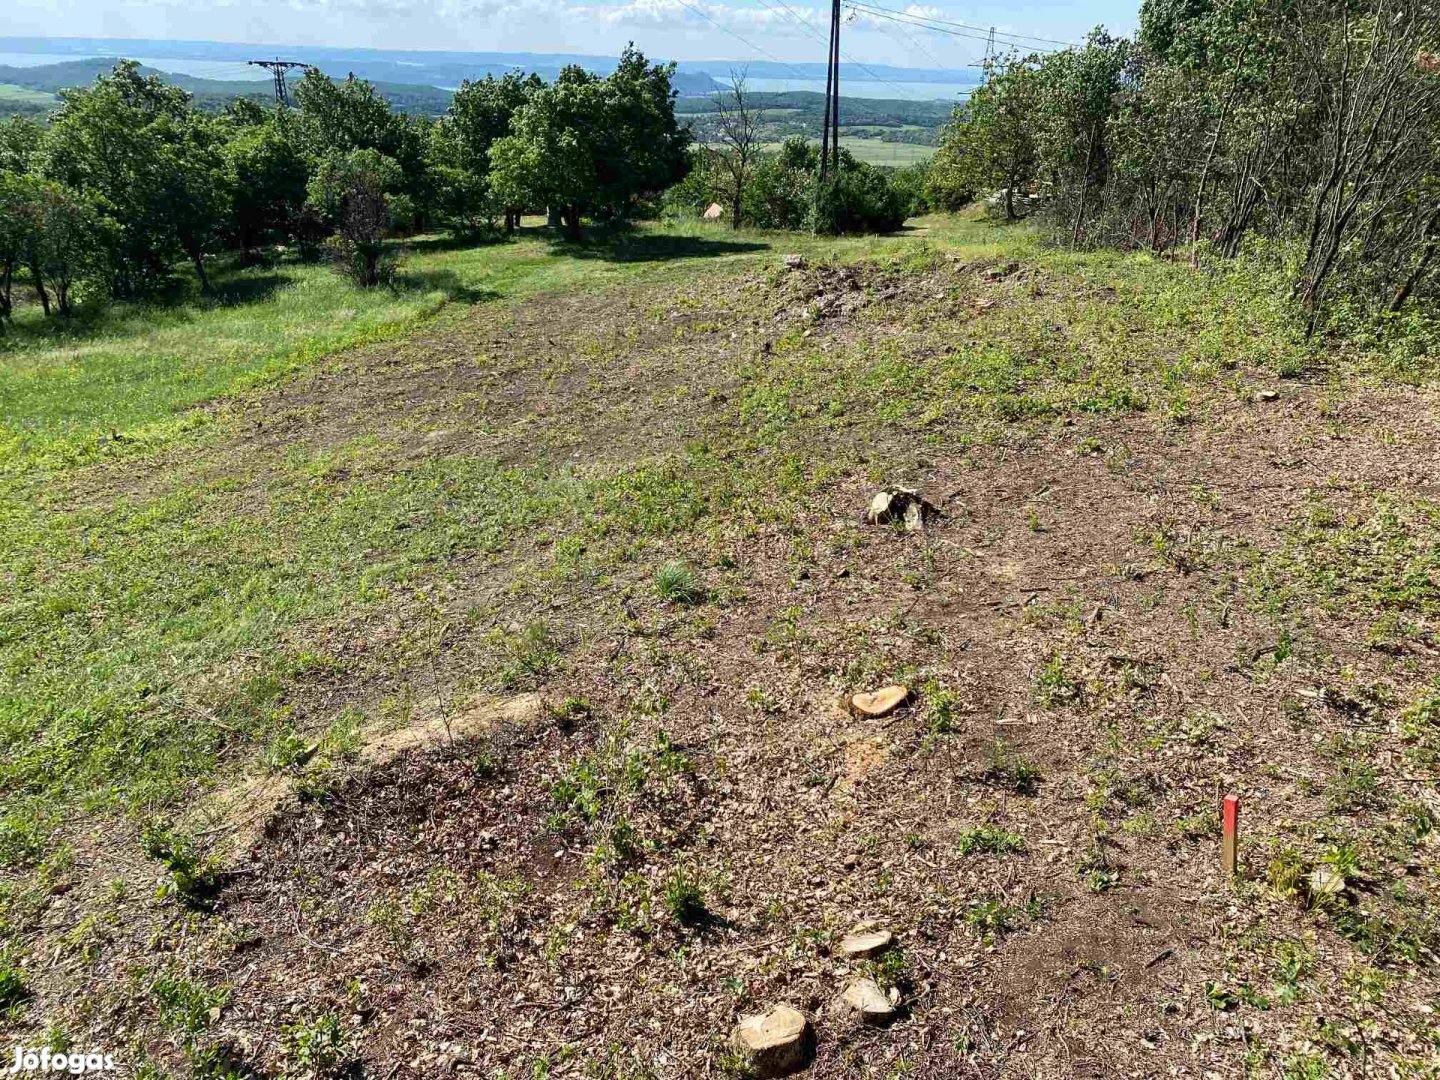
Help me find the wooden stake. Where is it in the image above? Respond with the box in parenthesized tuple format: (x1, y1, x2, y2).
(1221, 794, 1240, 877)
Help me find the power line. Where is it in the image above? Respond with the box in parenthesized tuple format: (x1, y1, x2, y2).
(749, 0, 924, 100)
(847, 2, 1078, 49)
(846, 0, 951, 71)
(678, 0, 931, 126)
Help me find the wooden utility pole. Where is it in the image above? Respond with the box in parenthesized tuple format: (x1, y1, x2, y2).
(247, 59, 307, 107)
(820, 0, 838, 182)
(830, 0, 842, 174)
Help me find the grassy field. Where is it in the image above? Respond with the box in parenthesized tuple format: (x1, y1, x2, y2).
(1, 214, 1438, 1079)
(0, 83, 55, 105)
(839, 135, 935, 165)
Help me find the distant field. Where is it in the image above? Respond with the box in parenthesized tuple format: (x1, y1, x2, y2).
(0, 82, 54, 105)
(839, 136, 935, 165)
(748, 136, 935, 165)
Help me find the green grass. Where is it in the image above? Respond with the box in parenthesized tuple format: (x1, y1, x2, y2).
(0, 217, 975, 474)
(838, 136, 935, 165)
(0, 211, 1333, 871)
(0, 268, 449, 473)
(0, 84, 54, 106)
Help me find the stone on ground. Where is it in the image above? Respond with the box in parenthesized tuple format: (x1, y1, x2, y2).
(703, 203, 725, 220)
(850, 686, 910, 719)
(729, 1003, 813, 1077)
(783, 253, 807, 270)
(865, 488, 938, 531)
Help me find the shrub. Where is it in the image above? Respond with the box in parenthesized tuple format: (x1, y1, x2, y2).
(813, 162, 908, 235)
(141, 822, 221, 908)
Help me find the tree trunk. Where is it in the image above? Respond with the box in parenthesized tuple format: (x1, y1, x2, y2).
(189, 245, 211, 293)
(1070, 123, 1099, 248)
(731, 185, 743, 230)
(565, 207, 582, 242)
(30, 266, 50, 317)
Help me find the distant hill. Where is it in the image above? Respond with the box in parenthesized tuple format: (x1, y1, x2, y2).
(0, 57, 957, 159)
(0, 37, 980, 99)
(0, 59, 454, 115)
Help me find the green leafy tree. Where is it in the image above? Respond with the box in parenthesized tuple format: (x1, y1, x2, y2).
(41, 61, 228, 296)
(446, 72, 542, 231)
(0, 173, 32, 329)
(929, 53, 1041, 218)
(25, 180, 109, 317)
(490, 46, 690, 240)
(294, 70, 432, 229)
(225, 106, 310, 259)
(0, 116, 44, 175)
(747, 137, 819, 230)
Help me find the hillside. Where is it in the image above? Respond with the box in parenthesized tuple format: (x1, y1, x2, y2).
(0, 60, 958, 153)
(0, 58, 454, 115)
(0, 217, 1436, 1079)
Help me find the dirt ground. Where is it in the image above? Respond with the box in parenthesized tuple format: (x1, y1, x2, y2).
(13, 254, 1440, 1079)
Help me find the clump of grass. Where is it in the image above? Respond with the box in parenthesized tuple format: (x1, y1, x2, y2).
(1031, 653, 1082, 707)
(549, 696, 592, 732)
(654, 561, 705, 604)
(956, 824, 1026, 856)
(150, 971, 231, 1036)
(1326, 761, 1386, 813)
(491, 622, 560, 690)
(1078, 836, 1120, 892)
(0, 948, 28, 1011)
(982, 741, 1041, 795)
(956, 898, 1036, 944)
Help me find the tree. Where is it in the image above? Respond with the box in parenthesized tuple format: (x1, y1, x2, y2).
(0, 174, 106, 323)
(489, 46, 690, 240)
(447, 72, 542, 231)
(929, 53, 1041, 220)
(490, 67, 604, 241)
(41, 61, 228, 296)
(711, 73, 762, 229)
(294, 70, 432, 229)
(294, 70, 397, 159)
(25, 180, 108, 317)
(0, 173, 31, 329)
(306, 148, 402, 287)
(0, 116, 44, 175)
(748, 137, 823, 231)
(225, 106, 310, 259)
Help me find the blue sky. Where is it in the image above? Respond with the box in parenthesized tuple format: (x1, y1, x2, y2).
(6, 2, 1138, 68)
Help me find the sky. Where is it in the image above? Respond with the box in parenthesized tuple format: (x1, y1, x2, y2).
(4, 1, 1138, 69)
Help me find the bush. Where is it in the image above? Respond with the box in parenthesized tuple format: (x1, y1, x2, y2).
(890, 162, 934, 218)
(813, 162, 908, 235)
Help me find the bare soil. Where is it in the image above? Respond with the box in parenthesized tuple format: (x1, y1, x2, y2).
(14, 255, 1440, 1080)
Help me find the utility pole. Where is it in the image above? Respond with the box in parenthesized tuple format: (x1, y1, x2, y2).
(819, 0, 842, 182)
(247, 59, 307, 107)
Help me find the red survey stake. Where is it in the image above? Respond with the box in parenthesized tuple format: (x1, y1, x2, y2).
(1221, 794, 1240, 876)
